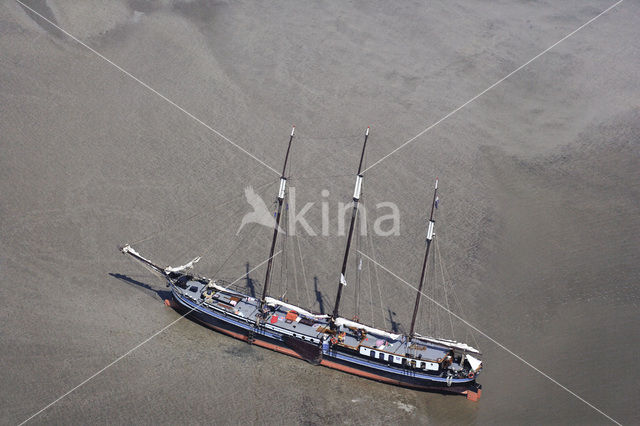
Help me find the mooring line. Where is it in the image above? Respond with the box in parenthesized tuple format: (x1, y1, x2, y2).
(18, 251, 281, 425)
(14, 0, 280, 175)
(363, 0, 623, 173)
(357, 250, 621, 425)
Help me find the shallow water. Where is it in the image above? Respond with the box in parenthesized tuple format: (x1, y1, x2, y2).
(1, 1, 639, 424)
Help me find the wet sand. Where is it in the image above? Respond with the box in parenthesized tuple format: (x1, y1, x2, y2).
(1, 0, 639, 424)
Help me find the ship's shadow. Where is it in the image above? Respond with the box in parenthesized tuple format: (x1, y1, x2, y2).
(109, 273, 172, 301)
(387, 308, 405, 334)
(245, 262, 256, 298)
(314, 276, 329, 314)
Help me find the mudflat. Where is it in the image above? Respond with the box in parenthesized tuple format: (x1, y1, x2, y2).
(1, 1, 638, 424)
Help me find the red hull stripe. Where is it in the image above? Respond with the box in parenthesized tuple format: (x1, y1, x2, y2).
(181, 307, 478, 398)
(319, 359, 408, 387)
(191, 316, 304, 360)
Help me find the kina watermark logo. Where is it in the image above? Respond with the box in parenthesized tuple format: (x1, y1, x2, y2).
(236, 186, 285, 235)
(236, 186, 400, 237)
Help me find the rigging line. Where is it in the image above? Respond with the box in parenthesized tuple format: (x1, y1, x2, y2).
(280, 195, 293, 301)
(356, 200, 367, 322)
(19, 250, 281, 426)
(431, 247, 438, 335)
(367, 257, 375, 328)
(165, 181, 274, 268)
(297, 133, 363, 141)
(357, 145, 367, 323)
(353, 200, 372, 324)
(278, 241, 287, 301)
(209, 220, 259, 278)
(412, 232, 430, 337)
(129, 178, 279, 246)
(435, 238, 479, 349)
(14, 0, 280, 176)
(356, 250, 622, 426)
(293, 229, 335, 314)
(276, 230, 283, 299)
(288, 175, 353, 184)
(361, 147, 385, 329)
(436, 238, 455, 340)
(289, 218, 301, 306)
(354, 209, 362, 319)
(432, 250, 441, 337)
(361, 206, 375, 327)
(208, 182, 280, 278)
(289, 245, 299, 303)
(200, 188, 270, 267)
(278, 209, 287, 300)
(294, 232, 312, 310)
(368, 230, 387, 330)
(365, 247, 374, 326)
(362, 0, 624, 174)
(124, 251, 166, 280)
(424, 238, 436, 336)
(354, 254, 360, 319)
(420, 242, 430, 335)
(277, 141, 295, 301)
(363, 209, 387, 330)
(285, 173, 300, 305)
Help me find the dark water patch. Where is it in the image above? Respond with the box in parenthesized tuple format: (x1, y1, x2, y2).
(298, 398, 344, 425)
(18, 0, 64, 39)
(223, 342, 264, 362)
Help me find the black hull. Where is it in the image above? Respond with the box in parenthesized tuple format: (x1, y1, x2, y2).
(168, 295, 482, 400)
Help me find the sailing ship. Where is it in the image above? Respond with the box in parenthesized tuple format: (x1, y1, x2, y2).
(121, 127, 483, 400)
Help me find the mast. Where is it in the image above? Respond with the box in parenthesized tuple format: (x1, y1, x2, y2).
(260, 126, 295, 309)
(331, 127, 369, 324)
(408, 178, 438, 337)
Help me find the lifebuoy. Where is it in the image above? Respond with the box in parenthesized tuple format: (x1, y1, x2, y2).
(330, 337, 338, 345)
(468, 371, 475, 379)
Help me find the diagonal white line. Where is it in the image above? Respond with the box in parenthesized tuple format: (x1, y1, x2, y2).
(18, 251, 281, 425)
(14, 0, 280, 175)
(357, 250, 622, 425)
(363, 0, 624, 173)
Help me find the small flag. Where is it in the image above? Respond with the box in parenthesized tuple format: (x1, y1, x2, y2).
(435, 196, 440, 209)
(340, 273, 347, 286)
